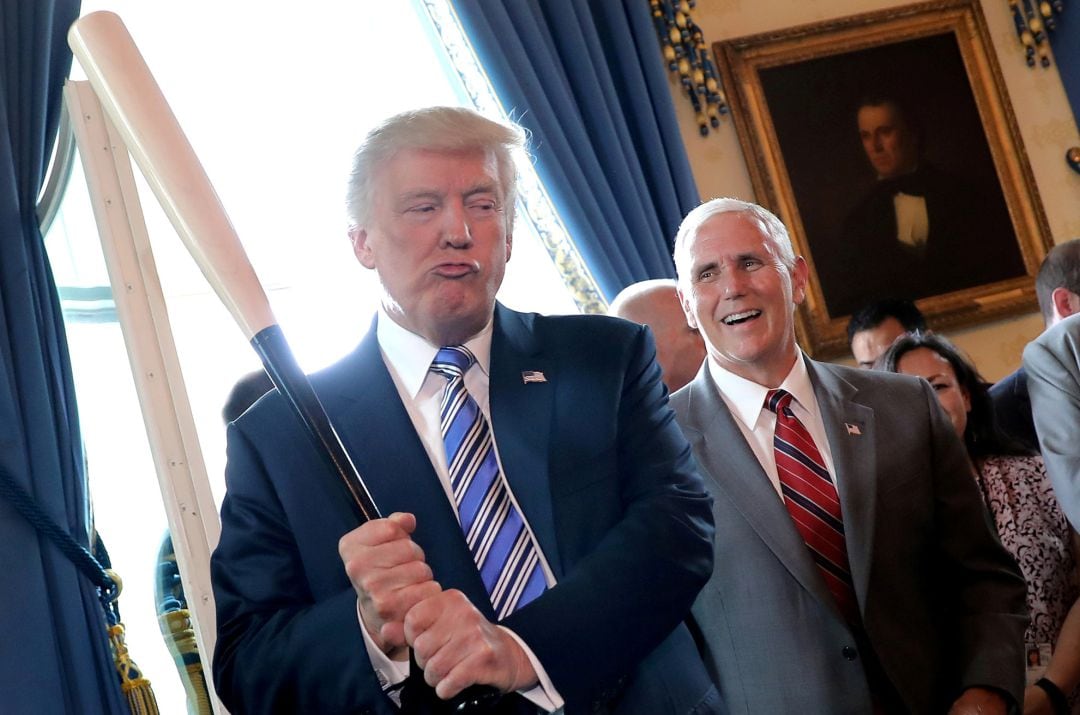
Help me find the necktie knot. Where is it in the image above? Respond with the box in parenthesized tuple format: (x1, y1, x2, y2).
(765, 388, 794, 417)
(431, 346, 476, 380)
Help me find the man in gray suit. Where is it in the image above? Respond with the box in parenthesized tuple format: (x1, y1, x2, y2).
(991, 239, 1080, 456)
(669, 198, 1027, 714)
(1024, 311, 1080, 530)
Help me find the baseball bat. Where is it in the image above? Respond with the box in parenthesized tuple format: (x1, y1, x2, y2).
(68, 11, 500, 712)
(67, 10, 378, 522)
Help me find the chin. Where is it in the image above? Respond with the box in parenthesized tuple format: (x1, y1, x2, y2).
(432, 303, 490, 341)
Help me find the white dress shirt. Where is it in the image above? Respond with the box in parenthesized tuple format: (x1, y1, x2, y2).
(707, 351, 838, 497)
(358, 308, 562, 711)
(893, 192, 929, 253)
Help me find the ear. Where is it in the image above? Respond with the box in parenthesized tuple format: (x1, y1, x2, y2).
(676, 284, 698, 329)
(1052, 287, 1080, 320)
(791, 256, 810, 305)
(349, 226, 376, 269)
(961, 383, 972, 414)
(505, 232, 513, 263)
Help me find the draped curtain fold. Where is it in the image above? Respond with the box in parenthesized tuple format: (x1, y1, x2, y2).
(451, 0, 701, 301)
(1048, 13, 1079, 126)
(0, 1, 125, 712)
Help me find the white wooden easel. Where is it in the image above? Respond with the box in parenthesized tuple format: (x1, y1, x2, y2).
(64, 78, 226, 715)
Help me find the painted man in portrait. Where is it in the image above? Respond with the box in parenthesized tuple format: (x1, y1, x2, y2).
(824, 94, 1023, 314)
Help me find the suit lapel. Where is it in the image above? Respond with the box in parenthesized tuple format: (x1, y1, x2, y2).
(681, 367, 834, 610)
(315, 323, 494, 616)
(805, 360, 877, 613)
(487, 305, 562, 578)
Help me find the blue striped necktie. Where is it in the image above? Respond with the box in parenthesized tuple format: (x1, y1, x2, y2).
(765, 388, 858, 621)
(430, 346, 547, 619)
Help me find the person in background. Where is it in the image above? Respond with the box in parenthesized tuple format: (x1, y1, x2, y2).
(845, 298, 926, 369)
(1025, 312, 1080, 535)
(221, 369, 274, 424)
(210, 106, 717, 714)
(670, 197, 1027, 714)
(879, 331, 1080, 714)
(993, 239, 1080, 456)
(609, 278, 706, 393)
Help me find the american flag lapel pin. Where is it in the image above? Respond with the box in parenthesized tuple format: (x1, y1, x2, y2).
(521, 370, 547, 384)
(845, 422, 862, 436)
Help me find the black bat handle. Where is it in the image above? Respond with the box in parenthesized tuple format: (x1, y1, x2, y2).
(249, 325, 502, 712)
(402, 654, 504, 714)
(251, 325, 380, 522)
(450, 688, 504, 713)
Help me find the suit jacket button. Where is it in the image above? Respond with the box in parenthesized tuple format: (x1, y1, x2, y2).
(842, 645, 858, 661)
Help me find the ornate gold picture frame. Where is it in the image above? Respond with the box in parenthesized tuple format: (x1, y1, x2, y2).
(714, 0, 1051, 358)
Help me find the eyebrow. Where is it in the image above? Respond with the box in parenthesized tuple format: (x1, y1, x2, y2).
(462, 182, 499, 201)
(396, 189, 442, 204)
(734, 251, 763, 262)
(397, 182, 499, 204)
(691, 260, 719, 278)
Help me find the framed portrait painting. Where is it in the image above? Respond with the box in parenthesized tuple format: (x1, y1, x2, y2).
(714, 0, 1052, 357)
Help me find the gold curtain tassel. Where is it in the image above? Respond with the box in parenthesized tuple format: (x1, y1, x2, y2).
(108, 623, 160, 715)
(651, 0, 728, 135)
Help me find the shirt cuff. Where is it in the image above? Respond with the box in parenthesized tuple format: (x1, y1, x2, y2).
(499, 625, 565, 712)
(357, 600, 563, 711)
(356, 599, 409, 694)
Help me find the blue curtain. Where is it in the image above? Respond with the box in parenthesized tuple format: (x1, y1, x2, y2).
(0, 1, 126, 712)
(1048, 13, 1079, 129)
(451, 0, 701, 301)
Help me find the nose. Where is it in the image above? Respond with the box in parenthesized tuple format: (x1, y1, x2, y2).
(441, 202, 472, 248)
(720, 265, 748, 300)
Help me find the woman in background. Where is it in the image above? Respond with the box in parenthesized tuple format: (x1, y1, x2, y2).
(878, 332, 1080, 714)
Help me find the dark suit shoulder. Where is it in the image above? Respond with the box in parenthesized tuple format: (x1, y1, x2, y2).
(989, 368, 1025, 400)
(498, 308, 651, 368)
(234, 324, 379, 433)
(231, 385, 286, 432)
(517, 309, 645, 342)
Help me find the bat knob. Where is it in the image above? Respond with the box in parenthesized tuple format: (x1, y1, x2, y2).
(403, 656, 505, 713)
(449, 685, 503, 713)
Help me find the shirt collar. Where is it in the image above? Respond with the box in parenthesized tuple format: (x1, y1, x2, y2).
(708, 350, 817, 430)
(376, 306, 493, 399)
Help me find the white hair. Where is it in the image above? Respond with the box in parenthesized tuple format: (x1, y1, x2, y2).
(672, 198, 796, 280)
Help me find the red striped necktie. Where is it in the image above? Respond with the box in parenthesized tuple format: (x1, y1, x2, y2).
(765, 389, 858, 622)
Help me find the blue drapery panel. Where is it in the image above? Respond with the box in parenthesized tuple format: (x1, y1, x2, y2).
(0, 1, 126, 712)
(1048, 13, 1079, 128)
(451, 0, 701, 301)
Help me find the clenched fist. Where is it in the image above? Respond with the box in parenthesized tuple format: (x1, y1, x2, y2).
(338, 512, 441, 657)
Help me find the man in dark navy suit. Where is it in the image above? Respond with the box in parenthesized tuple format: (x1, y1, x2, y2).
(210, 107, 717, 714)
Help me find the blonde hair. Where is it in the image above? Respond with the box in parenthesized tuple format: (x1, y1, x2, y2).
(345, 106, 527, 233)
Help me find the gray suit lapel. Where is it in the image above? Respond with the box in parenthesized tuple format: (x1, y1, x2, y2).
(681, 367, 836, 611)
(806, 360, 877, 613)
